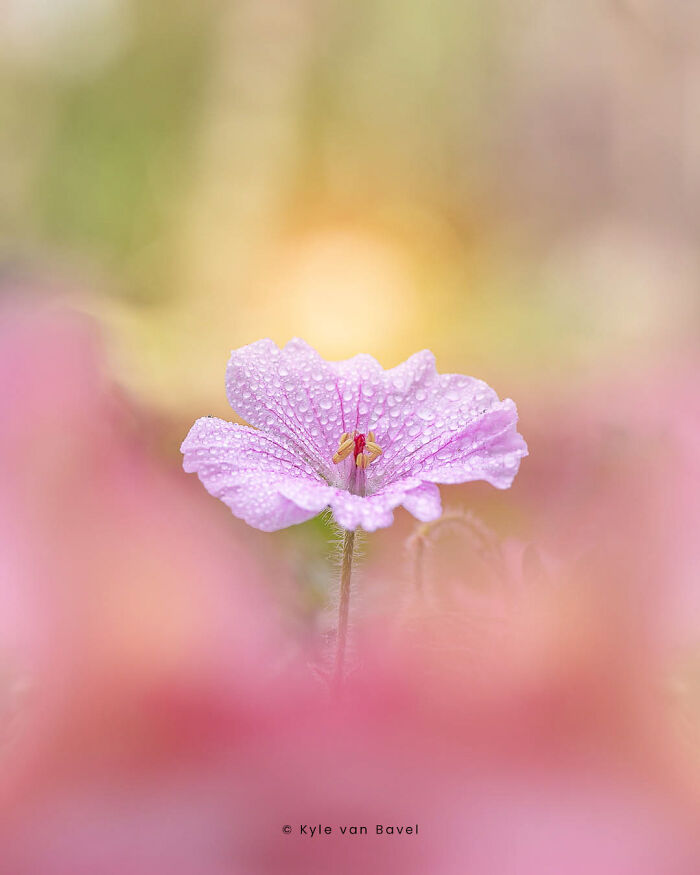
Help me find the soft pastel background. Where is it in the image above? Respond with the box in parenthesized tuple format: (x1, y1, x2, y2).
(1, 2, 700, 873)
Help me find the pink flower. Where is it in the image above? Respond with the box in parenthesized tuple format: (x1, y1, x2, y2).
(181, 339, 527, 531)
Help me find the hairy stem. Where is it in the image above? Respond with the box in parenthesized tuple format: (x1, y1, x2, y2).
(334, 528, 355, 688)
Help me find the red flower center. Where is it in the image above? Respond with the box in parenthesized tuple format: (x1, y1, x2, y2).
(353, 433, 366, 459)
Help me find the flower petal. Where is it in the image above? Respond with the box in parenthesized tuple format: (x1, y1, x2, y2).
(226, 339, 401, 477)
(366, 359, 527, 490)
(226, 338, 369, 475)
(400, 481, 443, 522)
(328, 348, 527, 495)
(181, 417, 334, 532)
(329, 477, 442, 532)
(330, 349, 437, 455)
(411, 401, 528, 489)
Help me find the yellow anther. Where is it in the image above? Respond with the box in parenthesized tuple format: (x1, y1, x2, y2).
(368, 431, 376, 443)
(332, 435, 355, 464)
(356, 452, 369, 469)
(365, 440, 382, 457)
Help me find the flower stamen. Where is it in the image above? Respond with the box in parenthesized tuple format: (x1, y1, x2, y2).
(332, 433, 355, 464)
(365, 443, 382, 463)
(332, 430, 383, 468)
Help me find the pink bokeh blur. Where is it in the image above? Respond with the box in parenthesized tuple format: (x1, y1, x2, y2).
(0, 299, 699, 873)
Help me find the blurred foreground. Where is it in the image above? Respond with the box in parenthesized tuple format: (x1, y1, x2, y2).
(0, 300, 699, 873)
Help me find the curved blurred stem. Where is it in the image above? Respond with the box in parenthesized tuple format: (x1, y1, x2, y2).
(334, 528, 355, 689)
(412, 532, 426, 594)
(409, 510, 501, 594)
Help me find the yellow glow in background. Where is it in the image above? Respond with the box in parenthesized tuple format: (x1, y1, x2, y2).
(3, 0, 697, 419)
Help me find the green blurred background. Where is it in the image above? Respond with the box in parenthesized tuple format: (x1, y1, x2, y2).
(2, 0, 698, 419)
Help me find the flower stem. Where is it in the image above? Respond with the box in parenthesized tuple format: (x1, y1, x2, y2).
(334, 528, 355, 688)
